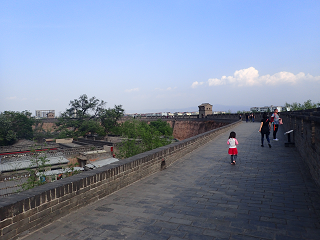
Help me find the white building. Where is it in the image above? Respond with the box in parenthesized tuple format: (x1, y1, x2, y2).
(250, 106, 286, 112)
(35, 110, 55, 118)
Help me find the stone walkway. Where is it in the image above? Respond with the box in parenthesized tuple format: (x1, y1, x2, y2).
(20, 122, 320, 240)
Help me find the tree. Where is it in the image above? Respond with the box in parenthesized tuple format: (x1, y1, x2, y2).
(56, 94, 106, 138)
(303, 99, 319, 109)
(21, 148, 50, 190)
(149, 119, 173, 136)
(56, 94, 123, 138)
(100, 105, 124, 134)
(284, 99, 320, 111)
(0, 111, 34, 146)
(117, 119, 173, 159)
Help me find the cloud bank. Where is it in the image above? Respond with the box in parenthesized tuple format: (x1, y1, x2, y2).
(192, 67, 320, 88)
(191, 81, 204, 88)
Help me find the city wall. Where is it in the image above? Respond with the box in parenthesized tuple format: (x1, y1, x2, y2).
(0, 120, 241, 240)
(280, 108, 320, 186)
(171, 120, 229, 140)
(141, 117, 237, 140)
(26, 116, 237, 142)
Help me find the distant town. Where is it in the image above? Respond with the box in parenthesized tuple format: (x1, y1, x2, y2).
(34, 104, 289, 119)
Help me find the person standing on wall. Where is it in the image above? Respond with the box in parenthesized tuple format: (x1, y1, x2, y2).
(271, 109, 281, 141)
(259, 112, 271, 148)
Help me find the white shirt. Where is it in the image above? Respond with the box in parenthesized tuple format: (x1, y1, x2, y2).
(227, 138, 238, 148)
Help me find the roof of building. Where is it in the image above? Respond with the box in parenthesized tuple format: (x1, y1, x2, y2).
(198, 103, 212, 107)
(0, 156, 69, 173)
(85, 158, 119, 169)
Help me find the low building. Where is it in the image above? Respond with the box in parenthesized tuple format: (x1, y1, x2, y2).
(35, 110, 55, 118)
(250, 106, 287, 112)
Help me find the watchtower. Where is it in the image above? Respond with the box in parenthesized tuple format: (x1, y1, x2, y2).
(198, 103, 212, 118)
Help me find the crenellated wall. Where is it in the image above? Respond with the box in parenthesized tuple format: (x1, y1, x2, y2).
(280, 108, 320, 187)
(0, 120, 241, 240)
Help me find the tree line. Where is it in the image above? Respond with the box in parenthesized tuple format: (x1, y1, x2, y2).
(0, 111, 34, 146)
(284, 99, 320, 111)
(0, 94, 173, 159)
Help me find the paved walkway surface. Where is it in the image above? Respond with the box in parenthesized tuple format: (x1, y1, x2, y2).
(21, 122, 320, 240)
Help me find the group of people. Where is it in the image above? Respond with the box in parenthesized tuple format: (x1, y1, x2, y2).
(227, 109, 282, 165)
(259, 108, 282, 147)
(245, 113, 255, 122)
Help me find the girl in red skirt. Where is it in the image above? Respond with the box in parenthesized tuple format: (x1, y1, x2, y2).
(227, 131, 238, 165)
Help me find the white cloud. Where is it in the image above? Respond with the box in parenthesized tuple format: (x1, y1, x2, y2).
(233, 67, 260, 86)
(191, 81, 204, 88)
(208, 78, 225, 86)
(202, 67, 320, 87)
(125, 88, 139, 93)
(6, 96, 17, 100)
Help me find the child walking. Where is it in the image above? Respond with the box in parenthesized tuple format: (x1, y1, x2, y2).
(227, 131, 238, 165)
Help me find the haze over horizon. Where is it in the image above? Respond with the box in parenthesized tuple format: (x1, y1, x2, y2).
(1, 1, 320, 115)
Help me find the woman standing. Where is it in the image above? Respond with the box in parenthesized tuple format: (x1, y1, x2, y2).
(259, 113, 271, 148)
(271, 109, 281, 141)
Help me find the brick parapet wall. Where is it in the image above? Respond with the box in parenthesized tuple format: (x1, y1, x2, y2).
(0, 120, 241, 240)
(280, 108, 320, 186)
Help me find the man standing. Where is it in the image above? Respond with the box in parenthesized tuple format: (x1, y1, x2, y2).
(271, 109, 281, 141)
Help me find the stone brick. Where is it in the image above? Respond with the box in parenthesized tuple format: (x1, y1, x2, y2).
(0, 219, 12, 229)
(2, 219, 20, 236)
(0, 228, 16, 240)
(51, 199, 70, 213)
(29, 208, 52, 223)
(37, 198, 58, 213)
(0, 204, 12, 221)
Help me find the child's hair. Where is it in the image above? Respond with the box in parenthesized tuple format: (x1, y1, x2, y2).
(229, 131, 236, 138)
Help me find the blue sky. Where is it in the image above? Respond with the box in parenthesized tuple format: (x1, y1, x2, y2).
(1, 0, 320, 115)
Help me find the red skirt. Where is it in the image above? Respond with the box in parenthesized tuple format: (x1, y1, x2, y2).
(228, 148, 238, 155)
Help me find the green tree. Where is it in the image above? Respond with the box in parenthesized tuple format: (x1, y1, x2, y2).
(285, 99, 320, 111)
(100, 105, 124, 134)
(117, 119, 173, 159)
(21, 148, 50, 190)
(57, 94, 108, 138)
(0, 111, 34, 146)
(149, 119, 173, 136)
(303, 99, 319, 109)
